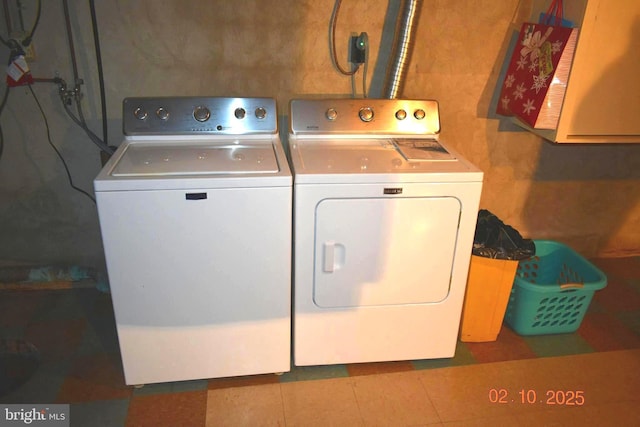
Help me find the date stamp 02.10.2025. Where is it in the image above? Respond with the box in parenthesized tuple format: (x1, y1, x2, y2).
(489, 388, 585, 406)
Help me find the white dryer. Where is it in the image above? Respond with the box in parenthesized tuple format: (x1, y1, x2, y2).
(289, 98, 483, 366)
(94, 97, 291, 385)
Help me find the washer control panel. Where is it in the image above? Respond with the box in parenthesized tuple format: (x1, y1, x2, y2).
(290, 98, 440, 136)
(123, 97, 277, 135)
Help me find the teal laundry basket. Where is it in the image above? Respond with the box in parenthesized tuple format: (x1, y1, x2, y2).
(504, 240, 607, 336)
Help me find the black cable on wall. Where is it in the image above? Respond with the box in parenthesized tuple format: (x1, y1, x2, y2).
(61, 0, 79, 83)
(89, 0, 107, 146)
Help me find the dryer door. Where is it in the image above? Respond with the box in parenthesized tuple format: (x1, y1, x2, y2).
(313, 196, 461, 308)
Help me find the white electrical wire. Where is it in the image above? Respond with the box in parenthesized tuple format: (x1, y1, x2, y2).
(362, 40, 369, 98)
(330, 0, 359, 76)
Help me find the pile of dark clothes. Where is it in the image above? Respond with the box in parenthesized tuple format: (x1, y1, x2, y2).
(472, 209, 536, 260)
(0, 339, 40, 396)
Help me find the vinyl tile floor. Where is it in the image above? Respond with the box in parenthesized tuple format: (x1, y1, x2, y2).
(0, 256, 639, 426)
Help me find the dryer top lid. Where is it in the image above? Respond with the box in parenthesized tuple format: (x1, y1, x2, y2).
(288, 137, 483, 182)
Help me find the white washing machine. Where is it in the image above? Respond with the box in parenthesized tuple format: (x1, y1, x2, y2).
(94, 97, 292, 385)
(289, 98, 483, 366)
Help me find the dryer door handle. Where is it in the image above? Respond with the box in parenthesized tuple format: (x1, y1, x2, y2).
(323, 242, 346, 273)
(323, 242, 335, 273)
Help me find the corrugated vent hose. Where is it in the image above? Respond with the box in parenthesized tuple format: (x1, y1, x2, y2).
(382, 0, 423, 99)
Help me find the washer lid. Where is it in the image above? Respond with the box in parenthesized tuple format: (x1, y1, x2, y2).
(111, 141, 279, 176)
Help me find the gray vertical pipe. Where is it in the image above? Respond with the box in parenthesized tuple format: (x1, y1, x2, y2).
(382, 0, 423, 99)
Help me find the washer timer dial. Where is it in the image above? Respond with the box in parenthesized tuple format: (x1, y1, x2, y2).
(193, 106, 211, 122)
(234, 108, 246, 119)
(156, 107, 170, 121)
(133, 107, 148, 120)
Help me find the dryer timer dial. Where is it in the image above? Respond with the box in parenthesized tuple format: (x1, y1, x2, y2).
(255, 107, 267, 119)
(359, 107, 374, 122)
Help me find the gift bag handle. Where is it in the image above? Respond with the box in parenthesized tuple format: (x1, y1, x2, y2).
(543, 0, 564, 26)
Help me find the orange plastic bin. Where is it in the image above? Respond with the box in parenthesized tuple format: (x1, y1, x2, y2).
(459, 255, 519, 342)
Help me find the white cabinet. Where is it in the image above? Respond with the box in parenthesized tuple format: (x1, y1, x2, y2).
(522, 0, 640, 143)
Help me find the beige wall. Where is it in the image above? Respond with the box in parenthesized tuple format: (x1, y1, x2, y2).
(0, 0, 638, 268)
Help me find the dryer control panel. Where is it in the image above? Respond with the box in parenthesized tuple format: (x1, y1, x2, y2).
(124, 97, 278, 135)
(290, 98, 440, 136)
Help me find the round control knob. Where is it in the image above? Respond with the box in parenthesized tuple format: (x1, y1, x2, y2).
(359, 107, 374, 122)
(414, 109, 426, 120)
(156, 107, 170, 121)
(255, 107, 267, 120)
(134, 107, 148, 120)
(234, 108, 246, 119)
(395, 109, 407, 120)
(193, 106, 211, 122)
(326, 108, 338, 121)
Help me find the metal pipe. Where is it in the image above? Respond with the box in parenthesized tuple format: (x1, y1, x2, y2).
(382, 0, 423, 99)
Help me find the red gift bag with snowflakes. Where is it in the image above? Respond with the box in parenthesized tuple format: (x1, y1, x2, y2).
(496, 3, 578, 130)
